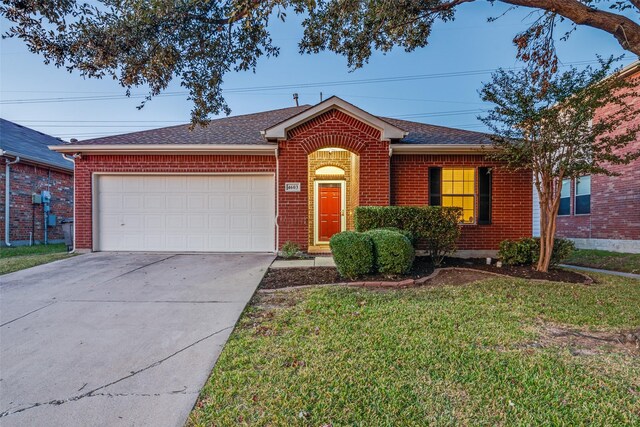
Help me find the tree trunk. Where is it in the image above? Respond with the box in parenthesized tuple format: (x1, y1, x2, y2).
(535, 176, 562, 272)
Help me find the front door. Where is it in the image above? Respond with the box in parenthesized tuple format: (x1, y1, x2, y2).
(317, 182, 343, 242)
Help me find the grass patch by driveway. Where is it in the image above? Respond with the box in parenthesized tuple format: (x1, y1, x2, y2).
(189, 274, 640, 426)
(1, 243, 73, 275)
(565, 249, 640, 274)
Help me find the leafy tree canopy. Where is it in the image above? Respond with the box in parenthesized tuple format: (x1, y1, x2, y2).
(479, 57, 640, 271)
(2, 0, 639, 123)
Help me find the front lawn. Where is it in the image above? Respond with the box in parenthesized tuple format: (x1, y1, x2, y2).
(190, 273, 640, 426)
(565, 249, 640, 274)
(1, 243, 73, 275)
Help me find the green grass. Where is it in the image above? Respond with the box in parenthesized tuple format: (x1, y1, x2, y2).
(0, 243, 68, 258)
(565, 249, 640, 274)
(190, 274, 640, 426)
(1, 244, 73, 275)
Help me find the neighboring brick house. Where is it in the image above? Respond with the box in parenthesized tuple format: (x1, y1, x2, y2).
(533, 61, 640, 253)
(1, 119, 74, 246)
(51, 97, 532, 255)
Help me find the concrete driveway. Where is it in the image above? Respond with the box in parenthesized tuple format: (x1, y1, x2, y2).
(0, 252, 274, 426)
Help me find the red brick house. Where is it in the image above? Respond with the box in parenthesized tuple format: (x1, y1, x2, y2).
(1, 119, 74, 246)
(534, 61, 640, 253)
(50, 97, 532, 255)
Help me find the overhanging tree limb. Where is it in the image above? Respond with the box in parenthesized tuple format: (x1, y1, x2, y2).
(499, 0, 640, 55)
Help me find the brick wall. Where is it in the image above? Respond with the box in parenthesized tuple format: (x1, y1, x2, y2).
(70, 109, 534, 253)
(0, 160, 73, 244)
(556, 69, 640, 241)
(278, 109, 390, 249)
(73, 154, 276, 250)
(391, 154, 532, 250)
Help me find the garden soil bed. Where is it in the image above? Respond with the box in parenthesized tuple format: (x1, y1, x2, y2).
(259, 257, 591, 290)
(440, 258, 590, 284)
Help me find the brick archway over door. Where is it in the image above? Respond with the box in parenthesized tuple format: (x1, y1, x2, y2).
(277, 107, 391, 251)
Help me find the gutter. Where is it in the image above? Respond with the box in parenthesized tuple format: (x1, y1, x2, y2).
(48, 144, 278, 156)
(2, 149, 73, 174)
(2, 151, 20, 247)
(390, 144, 496, 155)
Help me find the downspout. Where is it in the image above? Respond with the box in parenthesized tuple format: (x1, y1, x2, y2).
(3, 153, 20, 247)
(274, 146, 280, 254)
(61, 153, 77, 253)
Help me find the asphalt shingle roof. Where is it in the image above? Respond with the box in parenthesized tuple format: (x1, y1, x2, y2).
(382, 117, 491, 145)
(62, 104, 490, 147)
(70, 105, 313, 146)
(0, 119, 74, 171)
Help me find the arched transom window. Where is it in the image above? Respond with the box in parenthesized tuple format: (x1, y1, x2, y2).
(315, 166, 345, 176)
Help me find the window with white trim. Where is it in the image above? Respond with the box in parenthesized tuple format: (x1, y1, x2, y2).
(575, 175, 591, 215)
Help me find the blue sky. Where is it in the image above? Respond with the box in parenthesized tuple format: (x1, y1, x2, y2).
(0, 3, 633, 142)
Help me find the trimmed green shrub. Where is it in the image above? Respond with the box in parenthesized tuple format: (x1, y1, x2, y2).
(279, 241, 301, 259)
(498, 238, 538, 266)
(498, 237, 576, 267)
(546, 238, 576, 266)
(375, 227, 415, 245)
(365, 229, 415, 275)
(330, 231, 374, 279)
(355, 206, 461, 266)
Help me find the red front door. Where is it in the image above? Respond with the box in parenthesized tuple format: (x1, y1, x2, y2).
(318, 184, 342, 242)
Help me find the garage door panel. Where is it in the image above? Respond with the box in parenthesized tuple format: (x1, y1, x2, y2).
(165, 176, 187, 191)
(123, 194, 142, 210)
(97, 175, 274, 252)
(144, 194, 165, 210)
(99, 176, 123, 192)
(230, 177, 250, 191)
(208, 214, 228, 229)
(166, 215, 185, 229)
(252, 194, 271, 210)
(208, 194, 227, 210)
(144, 214, 164, 229)
(187, 194, 207, 210)
(230, 194, 250, 210)
(100, 194, 123, 210)
(142, 176, 166, 192)
(167, 194, 187, 211)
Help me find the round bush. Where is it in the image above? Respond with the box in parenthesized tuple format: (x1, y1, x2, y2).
(330, 231, 374, 279)
(366, 229, 415, 275)
(375, 227, 415, 246)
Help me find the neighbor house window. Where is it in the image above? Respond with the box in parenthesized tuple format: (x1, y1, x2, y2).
(441, 167, 475, 223)
(558, 179, 571, 216)
(575, 175, 591, 215)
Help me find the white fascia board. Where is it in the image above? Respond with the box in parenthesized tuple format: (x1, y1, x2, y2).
(390, 144, 495, 154)
(263, 96, 408, 141)
(48, 144, 278, 156)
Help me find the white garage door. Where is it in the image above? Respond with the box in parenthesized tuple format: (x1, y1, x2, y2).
(96, 174, 275, 252)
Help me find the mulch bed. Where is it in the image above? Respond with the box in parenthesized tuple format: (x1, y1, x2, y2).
(260, 256, 436, 289)
(441, 258, 590, 284)
(259, 256, 591, 290)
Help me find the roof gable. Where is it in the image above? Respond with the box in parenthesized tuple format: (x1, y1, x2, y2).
(262, 96, 407, 141)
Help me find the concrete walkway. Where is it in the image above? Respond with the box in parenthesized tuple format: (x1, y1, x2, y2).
(560, 264, 640, 280)
(1, 252, 273, 427)
(271, 257, 335, 268)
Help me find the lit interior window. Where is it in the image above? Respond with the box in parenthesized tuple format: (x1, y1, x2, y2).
(315, 166, 345, 176)
(441, 168, 475, 223)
